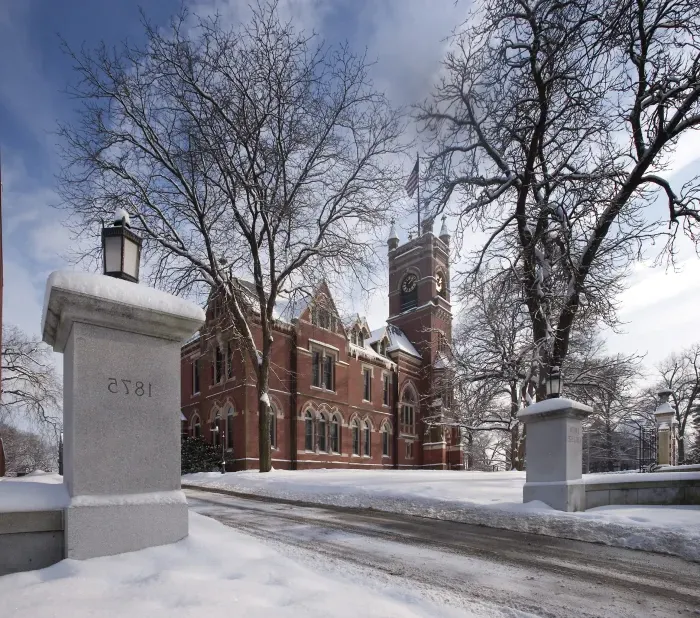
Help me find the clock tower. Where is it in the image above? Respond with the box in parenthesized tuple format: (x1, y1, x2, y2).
(387, 216, 452, 363)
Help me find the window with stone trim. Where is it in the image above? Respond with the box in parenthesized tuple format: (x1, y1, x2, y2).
(304, 411, 314, 451)
(382, 373, 390, 406)
(318, 413, 328, 452)
(363, 421, 371, 456)
(312, 347, 335, 391)
(381, 423, 391, 457)
(400, 387, 416, 435)
(191, 414, 201, 438)
(351, 419, 360, 455)
(330, 415, 340, 453)
(363, 368, 372, 402)
(192, 358, 200, 394)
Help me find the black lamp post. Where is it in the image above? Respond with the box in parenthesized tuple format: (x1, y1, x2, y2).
(546, 366, 562, 399)
(102, 208, 142, 283)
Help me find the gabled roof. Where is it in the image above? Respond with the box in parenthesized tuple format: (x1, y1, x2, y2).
(367, 324, 421, 359)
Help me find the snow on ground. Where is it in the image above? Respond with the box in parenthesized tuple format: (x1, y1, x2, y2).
(183, 470, 700, 562)
(0, 472, 69, 512)
(0, 511, 526, 618)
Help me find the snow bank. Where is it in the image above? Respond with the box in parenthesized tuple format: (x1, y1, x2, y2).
(0, 473, 69, 513)
(183, 470, 700, 562)
(0, 512, 504, 618)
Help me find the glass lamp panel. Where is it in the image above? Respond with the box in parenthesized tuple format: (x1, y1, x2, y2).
(104, 235, 123, 273)
(123, 237, 140, 279)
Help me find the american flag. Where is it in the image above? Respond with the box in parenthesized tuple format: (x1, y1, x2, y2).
(405, 157, 419, 197)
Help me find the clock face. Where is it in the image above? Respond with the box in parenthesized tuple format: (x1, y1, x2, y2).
(402, 274, 417, 293)
(436, 273, 444, 292)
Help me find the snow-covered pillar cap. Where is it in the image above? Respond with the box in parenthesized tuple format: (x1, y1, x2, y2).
(42, 270, 205, 353)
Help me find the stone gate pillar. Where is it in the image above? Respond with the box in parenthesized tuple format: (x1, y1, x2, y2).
(42, 271, 204, 559)
(517, 398, 592, 512)
(654, 389, 676, 466)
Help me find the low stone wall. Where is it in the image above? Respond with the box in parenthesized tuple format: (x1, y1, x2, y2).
(0, 510, 64, 575)
(585, 474, 700, 509)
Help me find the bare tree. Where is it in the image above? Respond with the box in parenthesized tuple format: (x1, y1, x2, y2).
(0, 423, 57, 475)
(654, 344, 700, 462)
(1, 325, 62, 429)
(440, 270, 532, 470)
(419, 0, 700, 399)
(58, 2, 405, 472)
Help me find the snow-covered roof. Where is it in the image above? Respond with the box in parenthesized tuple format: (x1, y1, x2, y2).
(367, 324, 421, 359)
(273, 296, 310, 323)
(348, 342, 395, 369)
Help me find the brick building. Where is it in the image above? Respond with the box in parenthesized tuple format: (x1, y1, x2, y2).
(180, 216, 463, 470)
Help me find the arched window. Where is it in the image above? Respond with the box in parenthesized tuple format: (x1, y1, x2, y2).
(357, 331, 364, 348)
(226, 407, 234, 450)
(381, 423, 391, 457)
(304, 410, 314, 451)
(379, 338, 388, 356)
(318, 413, 328, 452)
(436, 270, 447, 299)
(351, 419, 360, 455)
(330, 414, 340, 453)
(191, 414, 201, 438)
(363, 421, 371, 456)
(401, 387, 416, 435)
(400, 273, 418, 311)
(270, 407, 277, 449)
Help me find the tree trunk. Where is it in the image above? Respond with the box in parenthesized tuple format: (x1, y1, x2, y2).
(678, 435, 685, 463)
(257, 363, 272, 472)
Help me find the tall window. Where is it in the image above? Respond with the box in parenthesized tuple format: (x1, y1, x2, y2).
(192, 414, 201, 438)
(312, 350, 321, 387)
(193, 359, 200, 394)
(215, 346, 224, 383)
(312, 348, 335, 391)
(401, 387, 416, 435)
(383, 374, 390, 406)
(363, 421, 371, 456)
(330, 415, 340, 453)
(305, 411, 314, 451)
(226, 408, 234, 450)
(363, 368, 372, 401)
(351, 419, 360, 455)
(318, 414, 327, 452)
(226, 343, 233, 379)
(357, 331, 364, 347)
(323, 355, 334, 390)
(270, 408, 277, 449)
(382, 424, 391, 457)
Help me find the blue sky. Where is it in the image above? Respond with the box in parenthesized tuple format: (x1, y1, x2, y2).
(0, 0, 699, 372)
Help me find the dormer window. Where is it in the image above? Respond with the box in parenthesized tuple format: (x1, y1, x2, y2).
(311, 304, 336, 332)
(357, 332, 364, 348)
(379, 338, 388, 356)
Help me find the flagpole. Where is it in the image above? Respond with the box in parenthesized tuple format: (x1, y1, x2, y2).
(416, 153, 421, 235)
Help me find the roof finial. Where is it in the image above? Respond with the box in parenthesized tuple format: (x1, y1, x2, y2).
(388, 217, 399, 251)
(439, 214, 450, 243)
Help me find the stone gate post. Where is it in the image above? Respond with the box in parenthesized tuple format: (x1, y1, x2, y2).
(517, 398, 592, 512)
(42, 271, 204, 559)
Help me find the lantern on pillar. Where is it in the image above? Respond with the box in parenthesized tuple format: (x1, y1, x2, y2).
(546, 366, 562, 399)
(102, 208, 142, 283)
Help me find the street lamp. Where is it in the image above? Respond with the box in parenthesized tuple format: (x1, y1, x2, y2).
(102, 208, 142, 283)
(211, 424, 226, 474)
(546, 366, 562, 399)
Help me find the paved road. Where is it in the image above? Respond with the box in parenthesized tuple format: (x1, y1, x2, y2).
(185, 487, 700, 618)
